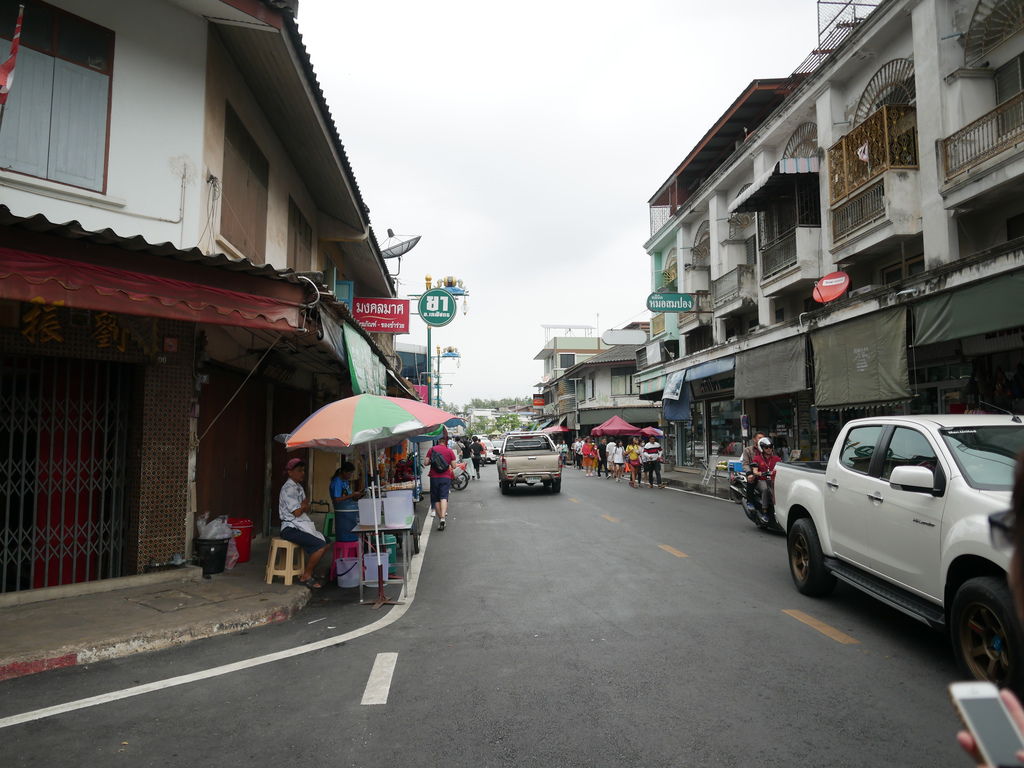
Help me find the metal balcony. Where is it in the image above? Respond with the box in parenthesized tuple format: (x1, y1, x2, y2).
(831, 179, 885, 241)
(760, 231, 798, 278)
(712, 265, 754, 308)
(941, 91, 1024, 181)
(828, 105, 918, 203)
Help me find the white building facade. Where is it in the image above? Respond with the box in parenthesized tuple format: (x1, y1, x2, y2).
(640, 0, 1024, 468)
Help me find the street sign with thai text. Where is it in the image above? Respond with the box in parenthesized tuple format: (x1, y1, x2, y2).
(417, 288, 457, 327)
(353, 297, 410, 333)
(646, 292, 695, 312)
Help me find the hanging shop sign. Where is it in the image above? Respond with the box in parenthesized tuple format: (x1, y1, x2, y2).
(812, 272, 850, 303)
(646, 292, 695, 312)
(533, 396, 546, 407)
(353, 297, 410, 333)
(417, 288, 457, 327)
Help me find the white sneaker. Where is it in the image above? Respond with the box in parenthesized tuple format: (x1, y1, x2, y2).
(438, 517, 446, 531)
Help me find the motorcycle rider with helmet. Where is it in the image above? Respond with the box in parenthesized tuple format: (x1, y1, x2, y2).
(750, 437, 781, 517)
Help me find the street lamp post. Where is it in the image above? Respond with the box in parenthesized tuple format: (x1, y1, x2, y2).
(434, 345, 461, 408)
(417, 274, 468, 405)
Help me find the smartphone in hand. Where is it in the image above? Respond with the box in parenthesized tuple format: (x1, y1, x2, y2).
(950, 681, 1024, 767)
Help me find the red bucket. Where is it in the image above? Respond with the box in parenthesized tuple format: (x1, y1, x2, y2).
(227, 518, 253, 563)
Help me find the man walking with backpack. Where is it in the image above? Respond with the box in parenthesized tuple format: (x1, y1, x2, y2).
(426, 434, 457, 530)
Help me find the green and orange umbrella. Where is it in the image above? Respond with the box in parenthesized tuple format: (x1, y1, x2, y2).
(285, 394, 463, 451)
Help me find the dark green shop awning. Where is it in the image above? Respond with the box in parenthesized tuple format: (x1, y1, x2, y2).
(913, 271, 1024, 345)
(734, 335, 808, 399)
(811, 307, 911, 409)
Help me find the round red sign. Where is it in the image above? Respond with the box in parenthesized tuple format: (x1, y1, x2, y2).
(813, 271, 851, 303)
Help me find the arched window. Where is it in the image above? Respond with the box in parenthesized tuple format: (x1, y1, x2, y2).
(783, 122, 819, 158)
(691, 220, 711, 267)
(964, 0, 1024, 67)
(854, 58, 916, 125)
(728, 184, 755, 239)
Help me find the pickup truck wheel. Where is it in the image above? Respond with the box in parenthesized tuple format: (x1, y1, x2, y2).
(788, 518, 836, 597)
(551, 479, 561, 494)
(952, 577, 1023, 689)
(499, 481, 509, 495)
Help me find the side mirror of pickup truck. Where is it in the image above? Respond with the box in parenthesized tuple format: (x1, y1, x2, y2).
(889, 465, 936, 494)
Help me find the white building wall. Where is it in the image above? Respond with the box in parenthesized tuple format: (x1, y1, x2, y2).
(0, 0, 207, 248)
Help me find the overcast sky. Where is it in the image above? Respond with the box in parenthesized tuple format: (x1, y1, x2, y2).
(298, 0, 820, 408)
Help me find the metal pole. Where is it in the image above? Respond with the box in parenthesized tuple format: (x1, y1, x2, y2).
(425, 325, 431, 404)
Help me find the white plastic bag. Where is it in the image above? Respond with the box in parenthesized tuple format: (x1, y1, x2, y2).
(225, 536, 239, 570)
(196, 513, 233, 540)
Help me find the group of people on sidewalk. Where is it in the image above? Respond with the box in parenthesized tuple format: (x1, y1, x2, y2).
(556, 435, 665, 489)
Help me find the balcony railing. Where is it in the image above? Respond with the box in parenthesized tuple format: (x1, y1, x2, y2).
(828, 105, 918, 202)
(760, 230, 798, 278)
(650, 313, 666, 337)
(678, 292, 711, 326)
(832, 179, 885, 241)
(941, 91, 1024, 181)
(650, 205, 674, 237)
(712, 265, 753, 308)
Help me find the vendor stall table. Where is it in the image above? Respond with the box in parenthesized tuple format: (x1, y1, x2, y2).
(350, 524, 412, 606)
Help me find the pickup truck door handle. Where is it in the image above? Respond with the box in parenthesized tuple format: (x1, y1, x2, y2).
(527, 456, 536, 460)
(867, 492, 884, 503)
(826, 480, 839, 490)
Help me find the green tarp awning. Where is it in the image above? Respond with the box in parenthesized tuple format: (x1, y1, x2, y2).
(811, 307, 911, 408)
(913, 271, 1024, 345)
(342, 323, 386, 395)
(734, 335, 807, 399)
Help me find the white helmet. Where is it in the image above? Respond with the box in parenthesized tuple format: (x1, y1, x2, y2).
(758, 437, 772, 449)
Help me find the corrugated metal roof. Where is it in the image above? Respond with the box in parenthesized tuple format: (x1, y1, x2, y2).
(563, 344, 642, 376)
(0, 205, 310, 285)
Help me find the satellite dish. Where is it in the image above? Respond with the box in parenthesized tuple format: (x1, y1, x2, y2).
(813, 271, 851, 303)
(380, 230, 421, 260)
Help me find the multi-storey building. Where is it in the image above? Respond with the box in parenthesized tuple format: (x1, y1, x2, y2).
(0, 0, 413, 592)
(533, 324, 604, 430)
(639, 0, 1024, 468)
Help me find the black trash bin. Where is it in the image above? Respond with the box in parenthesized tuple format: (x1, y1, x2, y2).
(195, 538, 228, 576)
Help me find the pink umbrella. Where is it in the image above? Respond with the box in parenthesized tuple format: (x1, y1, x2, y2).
(640, 426, 664, 439)
(542, 425, 570, 433)
(590, 415, 642, 436)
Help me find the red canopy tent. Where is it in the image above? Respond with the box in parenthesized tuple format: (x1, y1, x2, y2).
(590, 415, 642, 436)
(640, 426, 664, 439)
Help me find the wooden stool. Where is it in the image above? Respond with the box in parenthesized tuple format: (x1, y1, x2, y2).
(265, 537, 306, 585)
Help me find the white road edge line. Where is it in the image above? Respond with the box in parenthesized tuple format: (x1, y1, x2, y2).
(0, 519, 434, 730)
(662, 485, 732, 502)
(360, 652, 398, 705)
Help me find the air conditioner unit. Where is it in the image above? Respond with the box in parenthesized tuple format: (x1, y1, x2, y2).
(849, 284, 879, 298)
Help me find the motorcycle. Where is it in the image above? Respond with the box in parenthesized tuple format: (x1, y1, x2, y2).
(452, 461, 471, 491)
(729, 466, 782, 532)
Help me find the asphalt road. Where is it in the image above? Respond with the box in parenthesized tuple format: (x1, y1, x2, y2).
(2, 466, 968, 767)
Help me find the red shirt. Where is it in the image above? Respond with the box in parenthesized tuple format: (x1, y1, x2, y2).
(426, 444, 457, 479)
(752, 452, 780, 478)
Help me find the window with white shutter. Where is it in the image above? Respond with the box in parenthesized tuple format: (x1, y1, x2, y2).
(0, 1, 113, 192)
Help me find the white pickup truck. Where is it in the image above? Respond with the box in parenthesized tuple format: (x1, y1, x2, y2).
(774, 415, 1024, 687)
(497, 432, 562, 494)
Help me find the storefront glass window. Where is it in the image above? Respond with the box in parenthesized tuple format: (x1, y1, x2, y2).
(708, 399, 743, 458)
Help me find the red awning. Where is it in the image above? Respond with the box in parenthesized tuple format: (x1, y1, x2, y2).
(0, 247, 303, 331)
(590, 415, 642, 436)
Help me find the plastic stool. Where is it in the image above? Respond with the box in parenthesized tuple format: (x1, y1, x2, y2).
(328, 541, 360, 580)
(265, 537, 306, 585)
(322, 511, 336, 540)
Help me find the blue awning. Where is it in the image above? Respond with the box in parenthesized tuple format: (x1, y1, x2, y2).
(662, 356, 735, 422)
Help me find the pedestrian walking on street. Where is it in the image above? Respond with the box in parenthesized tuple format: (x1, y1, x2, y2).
(470, 436, 484, 480)
(610, 439, 624, 481)
(426, 436, 457, 531)
(624, 437, 643, 488)
(582, 436, 598, 476)
(573, 438, 583, 470)
(557, 439, 569, 467)
(597, 438, 608, 477)
(278, 458, 330, 588)
(642, 436, 664, 488)
(460, 438, 472, 479)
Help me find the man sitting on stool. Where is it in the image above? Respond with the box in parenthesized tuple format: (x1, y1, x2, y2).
(279, 458, 331, 589)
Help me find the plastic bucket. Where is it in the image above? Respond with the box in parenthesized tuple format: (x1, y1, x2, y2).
(227, 518, 253, 563)
(383, 493, 413, 527)
(363, 552, 390, 585)
(195, 538, 228, 576)
(357, 498, 379, 527)
(335, 557, 360, 588)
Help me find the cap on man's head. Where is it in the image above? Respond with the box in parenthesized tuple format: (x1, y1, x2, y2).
(286, 458, 306, 471)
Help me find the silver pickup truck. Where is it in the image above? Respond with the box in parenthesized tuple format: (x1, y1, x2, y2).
(497, 432, 562, 494)
(775, 414, 1024, 687)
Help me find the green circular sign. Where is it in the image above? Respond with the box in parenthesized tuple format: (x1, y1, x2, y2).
(418, 288, 458, 327)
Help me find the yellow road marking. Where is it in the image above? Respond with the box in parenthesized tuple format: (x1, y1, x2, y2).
(568, 497, 580, 503)
(600, 514, 620, 523)
(783, 609, 860, 645)
(658, 544, 688, 558)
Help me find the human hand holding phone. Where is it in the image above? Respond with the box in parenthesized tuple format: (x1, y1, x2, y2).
(952, 682, 1024, 766)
